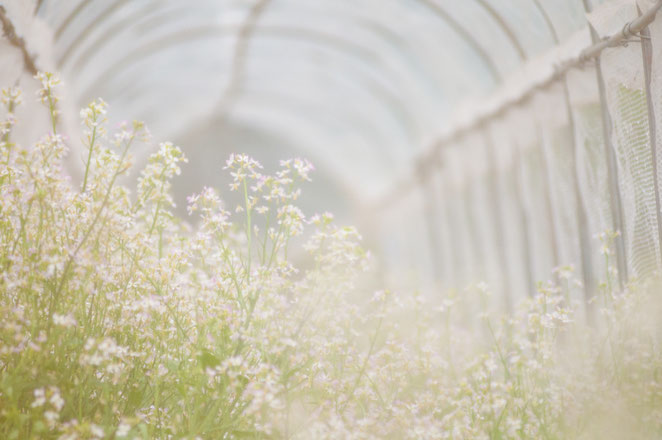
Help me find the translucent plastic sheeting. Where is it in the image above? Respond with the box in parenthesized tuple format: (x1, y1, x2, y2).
(546, 123, 584, 283)
(435, 125, 525, 306)
(528, 85, 584, 300)
(24, 0, 662, 301)
(529, 0, 590, 40)
(35, 0, 595, 209)
(517, 139, 557, 287)
(506, 106, 555, 295)
(439, 144, 480, 290)
(460, 133, 507, 307)
(417, 173, 445, 284)
(409, 186, 438, 289)
(486, 118, 530, 304)
(36, 0, 488, 201)
(566, 67, 614, 283)
(461, 134, 496, 286)
(379, 186, 435, 291)
(375, 202, 405, 286)
(426, 166, 454, 289)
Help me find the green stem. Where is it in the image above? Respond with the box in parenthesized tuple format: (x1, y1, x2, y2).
(487, 319, 511, 380)
(47, 91, 57, 135)
(81, 123, 98, 193)
(46, 134, 135, 334)
(243, 178, 252, 280)
(341, 316, 383, 412)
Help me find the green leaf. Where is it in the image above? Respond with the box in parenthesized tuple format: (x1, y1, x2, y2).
(197, 350, 221, 370)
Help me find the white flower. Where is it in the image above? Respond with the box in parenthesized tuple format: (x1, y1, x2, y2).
(53, 313, 77, 328)
(44, 410, 59, 425)
(31, 388, 46, 407)
(116, 421, 131, 437)
(50, 390, 65, 411)
(90, 424, 104, 439)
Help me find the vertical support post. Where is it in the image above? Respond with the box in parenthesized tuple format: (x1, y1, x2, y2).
(595, 49, 630, 287)
(462, 180, 486, 284)
(443, 181, 465, 289)
(583, 0, 629, 289)
(483, 128, 513, 312)
(512, 140, 537, 297)
(537, 126, 562, 273)
(419, 159, 445, 284)
(563, 80, 596, 321)
(538, 0, 594, 293)
(640, 17, 662, 268)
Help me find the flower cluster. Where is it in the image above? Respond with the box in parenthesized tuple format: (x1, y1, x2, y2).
(1, 74, 662, 439)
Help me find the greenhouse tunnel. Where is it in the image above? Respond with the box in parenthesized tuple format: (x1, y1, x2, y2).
(3, 0, 662, 313)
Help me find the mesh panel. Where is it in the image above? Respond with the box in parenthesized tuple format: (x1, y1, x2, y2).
(507, 108, 556, 286)
(369, 0, 662, 303)
(536, 86, 584, 275)
(566, 67, 614, 282)
(552, 124, 583, 265)
(601, 44, 660, 278)
(646, 0, 662, 277)
(373, 0, 662, 301)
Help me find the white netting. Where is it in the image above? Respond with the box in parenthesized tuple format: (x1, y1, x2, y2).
(534, 84, 584, 283)
(600, 42, 660, 278)
(507, 108, 557, 287)
(409, 0, 662, 301)
(645, 0, 662, 277)
(360, 0, 662, 301)
(566, 66, 614, 282)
